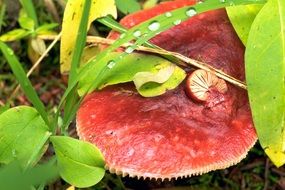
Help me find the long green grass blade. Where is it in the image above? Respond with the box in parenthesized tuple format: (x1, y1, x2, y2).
(62, 0, 91, 131)
(0, 3, 6, 33)
(19, 0, 38, 27)
(0, 42, 49, 126)
(68, 0, 91, 84)
(98, 15, 156, 48)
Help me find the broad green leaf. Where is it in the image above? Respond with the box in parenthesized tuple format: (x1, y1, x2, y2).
(0, 106, 51, 168)
(50, 136, 105, 188)
(60, 0, 117, 73)
(115, 0, 141, 14)
(0, 42, 49, 125)
(226, 4, 263, 45)
(0, 29, 30, 42)
(133, 65, 175, 89)
(0, 160, 58, 190)
(135, 65, 186, 97)
(19, 0, 38, 27)
(18, 9, 35, 31)
(78, 52, 186, 97)
(245, 0, 285, 167)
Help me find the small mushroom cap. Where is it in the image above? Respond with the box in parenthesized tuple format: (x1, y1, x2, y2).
(186, 69, 228, 102)
(77, 0, 257, 180)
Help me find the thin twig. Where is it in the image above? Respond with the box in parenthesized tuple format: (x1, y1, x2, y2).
(272, 168, 285, 176)
(263, 158, 270, 190)
(38, 34, 247, 90)
(10, 32, 62, 101)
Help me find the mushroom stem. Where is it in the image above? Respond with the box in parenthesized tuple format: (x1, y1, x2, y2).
(38, 34, 247, 90)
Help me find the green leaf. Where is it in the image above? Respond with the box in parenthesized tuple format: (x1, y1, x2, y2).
(0, 160, 58, 190)
(135, 65, 186, 97)
(18, 9, 35, 31)
(245, 0, 285, 167)
(78, 52, 186, 97)
(50, 136, 105, 188)
(60, 0, 117, 73)
(35, 23, 58, 34)
(0, 2, 6, 33)
(19, 0, 38, 28)
(115, 0, 141, 14)
(0, 106, 51, 168)
(0, 42, 49, 125)
(133, 65, 175, 89)
(226, 4, 263, 45)
(0, 29, 30, 42)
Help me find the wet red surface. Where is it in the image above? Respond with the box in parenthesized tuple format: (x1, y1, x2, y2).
(77, 0, 257, 179)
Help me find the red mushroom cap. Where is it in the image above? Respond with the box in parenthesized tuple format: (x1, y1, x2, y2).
(76, 0, 257, 180)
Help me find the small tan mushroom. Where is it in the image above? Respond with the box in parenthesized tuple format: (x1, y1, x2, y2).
(186, 69, 228, 102)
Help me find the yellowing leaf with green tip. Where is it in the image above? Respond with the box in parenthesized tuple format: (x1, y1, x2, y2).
(78, 52, 186, 97)
(245, 0, 285, 167)
(60, 0, 117, 73)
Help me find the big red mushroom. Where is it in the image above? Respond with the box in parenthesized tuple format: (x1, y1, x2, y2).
(76, 0, 257, 179)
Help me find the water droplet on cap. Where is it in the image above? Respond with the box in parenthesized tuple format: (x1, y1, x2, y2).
(186, 7, 197, 17)
(220, 0, 226, 3)
(148, 21, 160, 31)
(107, 60, 116, 69)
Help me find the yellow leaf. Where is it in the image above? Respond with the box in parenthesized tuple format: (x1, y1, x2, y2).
(265, 147, 285, 167)
(66, 186, 75, 190)
(60, 0, 117, 74)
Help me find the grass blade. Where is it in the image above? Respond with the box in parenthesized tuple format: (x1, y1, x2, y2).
(67, 0, 91, 84)
(0, 42, 49, 126)
(98, 15, 157, 48)
(0, 2, 6, 33)
(19, 0, 39, 27)
(62, 0, 91, 131)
